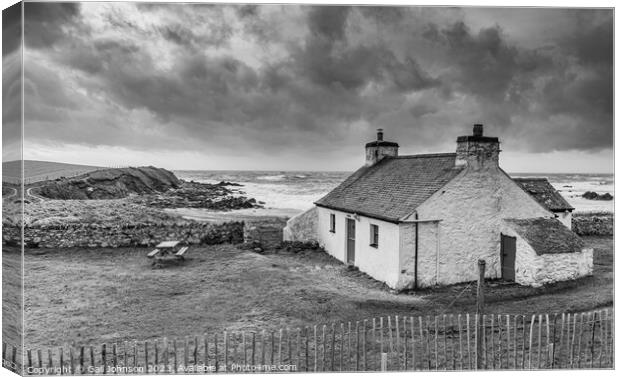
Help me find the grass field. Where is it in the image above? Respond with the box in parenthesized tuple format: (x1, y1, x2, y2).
(10, 236, 613, 351)
(2, 160, 102, 182)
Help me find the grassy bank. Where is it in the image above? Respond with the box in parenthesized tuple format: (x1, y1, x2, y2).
(10, 236, 612, 351)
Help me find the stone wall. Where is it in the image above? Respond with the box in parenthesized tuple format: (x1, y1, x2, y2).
(2, 221, 244, 248)
(572, 213, 613, 236)
(243, 218, 287, 248)
(283, 207, 318, 242)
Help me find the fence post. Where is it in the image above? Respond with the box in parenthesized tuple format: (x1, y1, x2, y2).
(313, 326, 317, 372)
(476, 260, 485, 370)
(380, 353, 387, 372)
(306, 327, 310, 372)
(590, 312, 597, 368)
(101, 344, 107, 374)
(355, 321, 360, 371)
(410, 316, 416, 371)
(142, 342, 147, 374)
(297, 328, 301, 370)
(240, 332, 245, 367)
(27, 349, 32, 374)
(89, 346, 94, 372)
(173, 339, 178, 373)
(331, 324, 336, 371)
(278, 329, 283, 365)
(528, 315, 535, 369)
(322, 325, 326, 371)
(193, 336, 198, 369)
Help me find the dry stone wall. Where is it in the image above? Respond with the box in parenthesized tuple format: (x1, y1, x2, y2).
(572, 213, 613, 236)
(243, 218, 287, 248)
(2, 221, 244, 248)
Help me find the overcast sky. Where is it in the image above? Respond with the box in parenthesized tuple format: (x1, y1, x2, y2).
(2, 2, 613, 172)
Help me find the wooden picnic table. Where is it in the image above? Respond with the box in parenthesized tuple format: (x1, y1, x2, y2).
(147, 241, 189, 263)
(155, 241, 180, 256)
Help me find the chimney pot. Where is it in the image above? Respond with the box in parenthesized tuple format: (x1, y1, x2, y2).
(377, 128, 384, 141)
(473, 124, 483, 137)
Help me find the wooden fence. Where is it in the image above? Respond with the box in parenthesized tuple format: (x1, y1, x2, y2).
(3, 309, 614, 374)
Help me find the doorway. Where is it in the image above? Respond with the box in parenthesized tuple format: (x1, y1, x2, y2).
(500, 234, 516, 281)
(346, 218, 356, 264)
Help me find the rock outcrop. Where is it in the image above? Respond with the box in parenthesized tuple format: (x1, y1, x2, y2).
(131, 181, 261, 210)
(37, 166, 180, 200)
(581, 191, 613, 201)
(33, 166, 263, 211)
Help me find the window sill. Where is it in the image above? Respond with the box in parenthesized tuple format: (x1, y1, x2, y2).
(329, 230, 335, 234)
(369, 244, 378, 248)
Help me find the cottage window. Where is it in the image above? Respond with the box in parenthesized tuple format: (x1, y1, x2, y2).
(329, 214, 336, 233)
(370, 224, 379, 247)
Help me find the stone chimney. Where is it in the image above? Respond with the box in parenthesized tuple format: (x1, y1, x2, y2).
(455, 124, 500, 169)
(365, 128, 399, 166)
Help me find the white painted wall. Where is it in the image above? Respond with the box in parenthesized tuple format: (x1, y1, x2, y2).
(398, 166, 557, 288)
(401, 166, 503, 287)
(283, 207, 318, 242)
(556, 211, 572, 229)
(500, 223, 592, 287)
(316, 206, 401, 288)
(497, 171, 554, 219)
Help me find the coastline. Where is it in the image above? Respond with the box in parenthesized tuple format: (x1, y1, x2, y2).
(164, 207, 303, 224)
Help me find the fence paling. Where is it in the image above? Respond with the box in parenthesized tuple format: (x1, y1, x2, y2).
(5, 310, 613, 374)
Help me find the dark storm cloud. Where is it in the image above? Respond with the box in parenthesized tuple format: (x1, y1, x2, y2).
(24, 2, 80, 49)
(3, 2, 23, 161)
(236, 4, 259, 18)
(293, 6, 438, 93)
(21, 4, 613, 161)
(307, 6, 351, 41)
(416, 13, 612, 153)
(358, 6, 406, 25)
(2, 2, 21, 56)
(432, 21, 547, 100)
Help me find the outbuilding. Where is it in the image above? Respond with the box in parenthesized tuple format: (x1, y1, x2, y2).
(284, 125, 593, 289)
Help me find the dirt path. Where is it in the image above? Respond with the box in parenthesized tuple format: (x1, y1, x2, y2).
(25, 186, 46, 202)
(3, 186, 17, 200)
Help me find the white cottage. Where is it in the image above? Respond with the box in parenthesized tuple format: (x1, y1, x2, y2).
(284, 125, 593, 289)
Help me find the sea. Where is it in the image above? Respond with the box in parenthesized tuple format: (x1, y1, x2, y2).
(174, 170, 614, 214)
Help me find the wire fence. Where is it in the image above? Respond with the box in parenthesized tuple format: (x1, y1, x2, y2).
(2, 309, 614, 374)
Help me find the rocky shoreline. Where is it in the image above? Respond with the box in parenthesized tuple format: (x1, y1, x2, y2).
(130, 180, 263, 210)
(1, 166, 286, 249)
(30, 166, 264, 212)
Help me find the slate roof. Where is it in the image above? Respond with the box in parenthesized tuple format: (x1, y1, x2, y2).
(504, 218, 586, 255)
(513, 178, 574, 212)
(315, 153, 463, 222)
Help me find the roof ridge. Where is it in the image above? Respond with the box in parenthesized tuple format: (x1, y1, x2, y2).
(390, 153, 456, 159)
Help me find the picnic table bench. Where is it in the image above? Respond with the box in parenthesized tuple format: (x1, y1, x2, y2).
(147, 241, 190, 265)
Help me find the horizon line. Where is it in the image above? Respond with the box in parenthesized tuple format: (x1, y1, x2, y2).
(1, 159, 614, 176)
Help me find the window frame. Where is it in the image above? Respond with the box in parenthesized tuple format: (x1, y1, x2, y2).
(370, 224, 379, 248)
(329, 213, 336, 233)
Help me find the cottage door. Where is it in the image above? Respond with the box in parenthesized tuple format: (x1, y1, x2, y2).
(500, 234, 516, 281)
(346, 218, 356, 263)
